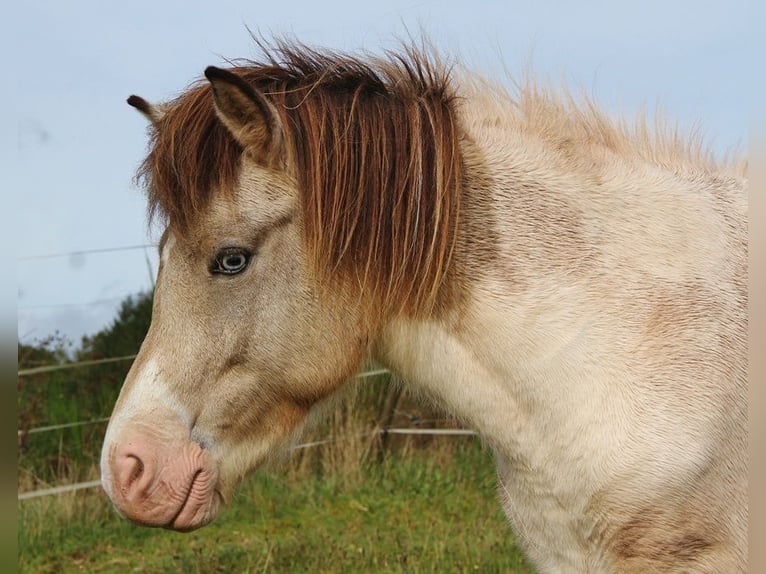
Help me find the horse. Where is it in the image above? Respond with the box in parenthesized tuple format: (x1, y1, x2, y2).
(100, 41, 747, 573)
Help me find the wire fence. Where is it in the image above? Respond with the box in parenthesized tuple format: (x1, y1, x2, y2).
(19, 297, 132, 311)
(17, 358, 390, 379)
(18, 366, 421, 501)
(18, 368, 392, 439)
(18, 244, 157, 261)
(18, 426, 477, 501)
(17, 367, 391, 436)
(19, 417, 110, 437)
(19, 481, 104, 501)
(18, 355, 139, 377)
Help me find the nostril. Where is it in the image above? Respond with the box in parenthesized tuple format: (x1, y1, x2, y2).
(125, 455, 145, 487)
(115, 453, 147, 495)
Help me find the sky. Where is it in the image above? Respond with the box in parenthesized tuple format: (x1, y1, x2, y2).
(11, 0, 750, 349)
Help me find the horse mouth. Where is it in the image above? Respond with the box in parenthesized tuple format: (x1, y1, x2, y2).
(166, 469, 223, 532)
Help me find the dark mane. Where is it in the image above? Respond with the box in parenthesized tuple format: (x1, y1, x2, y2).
(139, 40, 464, 317)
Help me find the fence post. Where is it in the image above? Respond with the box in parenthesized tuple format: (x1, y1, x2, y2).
(376, 374, 403, 461)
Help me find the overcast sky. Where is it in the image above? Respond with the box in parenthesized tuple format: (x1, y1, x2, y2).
(12, 0, 749, 348)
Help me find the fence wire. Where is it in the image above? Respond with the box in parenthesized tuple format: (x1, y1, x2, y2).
(18, 355, 138, 377)
(18, 368, 390, 437)
(19, 367, 419, 499)
(19, 244, 157, 261)
(19, 418, 110, 436)
(18, 427, 477, 501)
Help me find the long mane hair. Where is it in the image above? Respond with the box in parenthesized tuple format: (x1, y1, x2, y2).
(140, 40, 464, 318)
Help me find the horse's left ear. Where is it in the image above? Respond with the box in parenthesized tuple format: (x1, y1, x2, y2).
(204, 66, 283, 167)
(127, 95, 167, 125)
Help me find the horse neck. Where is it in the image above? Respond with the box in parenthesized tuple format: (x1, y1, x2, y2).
(369, 97, 650, 458)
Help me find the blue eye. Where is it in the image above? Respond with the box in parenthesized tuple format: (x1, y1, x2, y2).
(211, 248, 251, 275)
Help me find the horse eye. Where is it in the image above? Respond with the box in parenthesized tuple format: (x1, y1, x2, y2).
(211, 248, 251, 275)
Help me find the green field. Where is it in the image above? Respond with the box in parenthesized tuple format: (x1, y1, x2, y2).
(19, 441, 534, 573)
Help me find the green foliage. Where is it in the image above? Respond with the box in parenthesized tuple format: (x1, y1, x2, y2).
(78, 292, 153, 361)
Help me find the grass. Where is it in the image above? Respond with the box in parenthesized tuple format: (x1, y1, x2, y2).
(19, 440, 534, 573)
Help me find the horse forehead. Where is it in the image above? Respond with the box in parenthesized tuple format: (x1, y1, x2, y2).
(199, 175, 296, 235)
(158, 166, 297, 255)
(237, 163, 296, 205)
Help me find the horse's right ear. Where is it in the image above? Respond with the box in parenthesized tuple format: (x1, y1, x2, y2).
(127, 95, 166, 124)
(204, 66, 283, 167)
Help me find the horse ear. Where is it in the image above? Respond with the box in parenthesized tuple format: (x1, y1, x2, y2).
(204, 66, 283, 166)
(127, 95, 166, 124)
